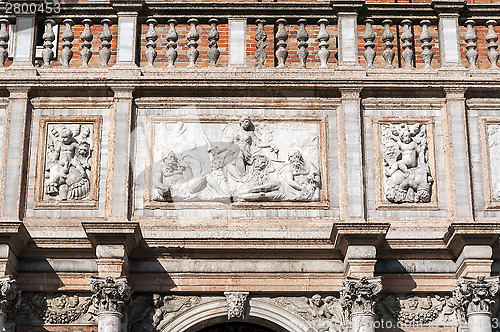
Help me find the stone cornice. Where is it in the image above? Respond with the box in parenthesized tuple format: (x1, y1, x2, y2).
(330, 222, 390, 256)
(0, 221, 31, 256)
(444, 222, 500, 257)
(82, 222, 142, 254)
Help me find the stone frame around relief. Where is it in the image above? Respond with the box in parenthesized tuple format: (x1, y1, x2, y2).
(479, 117, 500, 210)
(143, 114, 330, 210)
(34, 116, 102, 210)
(372, 116, 439, 210)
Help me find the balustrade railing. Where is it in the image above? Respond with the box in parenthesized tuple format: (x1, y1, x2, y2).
(0, 7, 499, 72)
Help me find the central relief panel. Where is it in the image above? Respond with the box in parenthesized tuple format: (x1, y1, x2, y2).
(143, 115, 328, 209)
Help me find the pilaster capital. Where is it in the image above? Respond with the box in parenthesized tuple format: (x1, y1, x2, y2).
(341, 276, 382, 316)
(90, 276, 132, 313)
(444, 87, 467, 99)
(7, 86, 30, 100)
(432, 0, 466, 14)
(339, 87, 362, 101)
(454, 276, 499, 321)
(111, 86, 135, 100)
(331, 0, 365, 14)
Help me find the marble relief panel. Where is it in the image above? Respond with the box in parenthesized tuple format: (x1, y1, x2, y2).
(373, 117, 438, 209)
(480, 118, 500, 209)
(34, 116, 102, 209)
(144, 115, 328, 209)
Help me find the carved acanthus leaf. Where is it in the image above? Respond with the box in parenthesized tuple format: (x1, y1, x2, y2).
(90, 276, 131, 313)
(341, 277, 382, 317)
(454, 276, 500, 320)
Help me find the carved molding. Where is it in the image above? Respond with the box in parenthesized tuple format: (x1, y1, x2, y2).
(341, 277, 382, 317)
(373, 117, 438, 210)
(34, 116, 102, 209)
(225, 292, 248, 319)
(144, 115, 329, 209)
(90, 276, 131, 313)
(454, 276, 499, 322)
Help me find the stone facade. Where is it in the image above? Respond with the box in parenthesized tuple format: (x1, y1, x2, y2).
(0, 0, 499, 331)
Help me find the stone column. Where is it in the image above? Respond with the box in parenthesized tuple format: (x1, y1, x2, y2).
(338, 88, 365, 221)
(106, 87, 135, 220)
(344, 245, 377, 278)
(454, 276, 499, 332)
(341, 276, 382, 332)
(0, 276, 19, 332)
(90, 276, 132, 332)
(442, 87, 473, 221)
(456, 245, 493, 278)
(2, 87, 31, 220)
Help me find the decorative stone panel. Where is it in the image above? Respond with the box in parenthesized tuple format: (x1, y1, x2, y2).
(372, 117, 438, 209)
(479, 117, 500, 209)
(143, 115, 329, 209)
(34, 116, 102, 209)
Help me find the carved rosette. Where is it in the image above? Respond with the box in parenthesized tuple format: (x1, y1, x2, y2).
(225, 292, 248, 319)
(0, 276, 18, 317)
(341, 277, 382, 318)
(454, 276, 499, 320)
(90, 276, 131, 314)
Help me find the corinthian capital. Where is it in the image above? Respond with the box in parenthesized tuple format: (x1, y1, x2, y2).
(0, 276, 18, 315)
(341, 276, 382, 316)
(90, 276, 132, 313)
(454, 276, 499, 319)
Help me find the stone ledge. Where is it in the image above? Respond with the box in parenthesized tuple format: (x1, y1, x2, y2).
(81, 222, 142, 254)
(330, 222, 390, 256)
(444, 222, 500, 257)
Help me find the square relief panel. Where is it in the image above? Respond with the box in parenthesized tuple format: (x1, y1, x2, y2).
(34, 116, 102, 209)
(143, 115, 329, 209)
(479, 118, 500, 209)
(373, 117, 438, 210)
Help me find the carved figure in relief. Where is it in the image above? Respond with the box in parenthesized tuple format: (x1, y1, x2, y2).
(151, 116, 321, 203)
(44, 124, 92, 201)
(273, 295, 343, 332)
(279, 150, 321, 201)
(128, 294, 201, 332)
(381, 123, 433, 203)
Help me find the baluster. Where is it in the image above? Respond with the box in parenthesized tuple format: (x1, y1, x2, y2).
(0, 19, 9, 67)
(275, 19, 288, 68)
(99, 19, 112, 67)
(166, 19, 178, 67)
(486, 20, 499, 69)
(61, 19, 74, 67)
(145, 19, 158, 67)
(42, 19, 55, 67)
(254, 19, 267, 68)
(419, 20, 434, 68)
(363, 19, 376, 68)
(297, 19, 309, 68)
(401, 19, 414, 69)
(80, 19, 93, 68)
(317, 19, 330, 68)
(381, 19, 394, 68)
(187, 18, 199, 67)
(464, 20, 478, 69)
(207, 18, 220, 67)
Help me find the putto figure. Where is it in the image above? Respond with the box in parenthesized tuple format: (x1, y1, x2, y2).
(381, 123, 433, 203)
(44, 124, 92, 201)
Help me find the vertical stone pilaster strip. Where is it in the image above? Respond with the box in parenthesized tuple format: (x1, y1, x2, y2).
(338, 88, 365, 220)
(438, 13, 461, 67)
(12, 16, 35, 65)
(443, 87, 473, 220)
(117, 14, 138, 66)
(337, 13, 359, 67)
(341, 276, 382, 332)
(2, 87, 31, 220)
(106, 87, 134, 219)
(90, 276, 131, 332)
